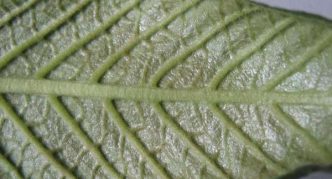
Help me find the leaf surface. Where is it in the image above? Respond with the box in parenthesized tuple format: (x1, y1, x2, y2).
(0, 0, 331, 178)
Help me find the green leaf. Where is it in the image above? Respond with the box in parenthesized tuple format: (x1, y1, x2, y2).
(0, 0, 331, 178)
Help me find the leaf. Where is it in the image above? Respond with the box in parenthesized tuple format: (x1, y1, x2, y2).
(0, 0, 331, 178)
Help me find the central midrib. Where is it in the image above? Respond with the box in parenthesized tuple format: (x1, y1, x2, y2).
(0, 78, 330, 105)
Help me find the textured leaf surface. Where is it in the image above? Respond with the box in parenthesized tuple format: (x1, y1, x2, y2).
(0, 0, 331, 178)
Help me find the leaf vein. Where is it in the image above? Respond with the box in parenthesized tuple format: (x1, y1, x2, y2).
(0, 78, 331, 105)
(207, 103, 286, 173)
(149, 8, 260, 86)
(0, 95, 76, 179)
(0, 151, 23, 179)
(152, 102, 229, 178)
(35, 0, 140, 78)
(0, 0, 92, 70)
(270, 103, 332, 162)
(209, 18, 295, 89)
(0, 0, 39, 28)
(104, 100, 171, 179)
(48, 96, 123, 179)
(90, 0, 202, 82)
(262, 31, 332, 91)
(86, 1, 206, 176)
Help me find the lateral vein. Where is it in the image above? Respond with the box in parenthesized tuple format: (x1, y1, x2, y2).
(208, 104, 286, 173)
(90, 0, 202, 82)
(0, 0, 39, 28)
(270, 104, 332, 162)
(48, 96, 123, 179)
(0, 152, 23, 179)
(0, 0, 92, 70)
(0, 95, 76, 179)
(209, 18, 295, 89)
(262, 31, 332, 91)
(104, 100, 171, 179)
(150, 7, 260, 86)
(30, 1, 140, 176)
(152, 102, 229, 178)
(35, 0, 140, 78)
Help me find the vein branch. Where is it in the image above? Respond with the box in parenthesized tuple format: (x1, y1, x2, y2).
(144, 12, 327, 176)
(0, 0, 92, 70)
(89, 0, 201, 82)
(209, 18, 295, 89)
(270, 103, 332, 162)
(86, 1, 204, 177)
(0, 95, 76, 179)
(104, 100, 171, 179)
(0, 152, 23, 179)
(262, 31, 332, 91)
(74, 0, 203, 175)
(35, 0, 140, 78)
(151, 102, 229, 178)
(48, 96, 123, 179)
(0, 0, 39, 28)
(207, 103, 286, 173)
(149, 7, 259, 86)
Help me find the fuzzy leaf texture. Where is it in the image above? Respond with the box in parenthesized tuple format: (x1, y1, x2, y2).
(0, 0, 331, 178)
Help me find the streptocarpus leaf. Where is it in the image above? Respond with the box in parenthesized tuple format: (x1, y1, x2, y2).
(0, 0, 331, 178)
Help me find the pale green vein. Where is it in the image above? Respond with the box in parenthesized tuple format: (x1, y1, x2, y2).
(0, 152, 23, 179)
(35, 0, 140, 78)
(147, 10, 283, 175)
(0, 0, 39, 28)
(0, 96, 75, 179)
(206, 18, 297, 173)
(208, 104, 286, 173)
(104, 100, 171, 179)
(152, 102, 228, 179)
(141, 10, 261, 173)
(48, 96, 123, 179)
(209, 18, 295, 89)
(87, 1, 207, 175)
(0, 0, 92, 70)
(33, 4, 131, 174)
(270, 104, 332, 162)
(262, 31, 332, 91)
(0, 78, 331, 105)
(90, 0, 201, 82)
(149, 7, 260, 86)
(82, 1, 202, 174)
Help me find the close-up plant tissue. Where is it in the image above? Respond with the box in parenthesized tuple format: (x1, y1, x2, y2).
(0, 0, 331, 178)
